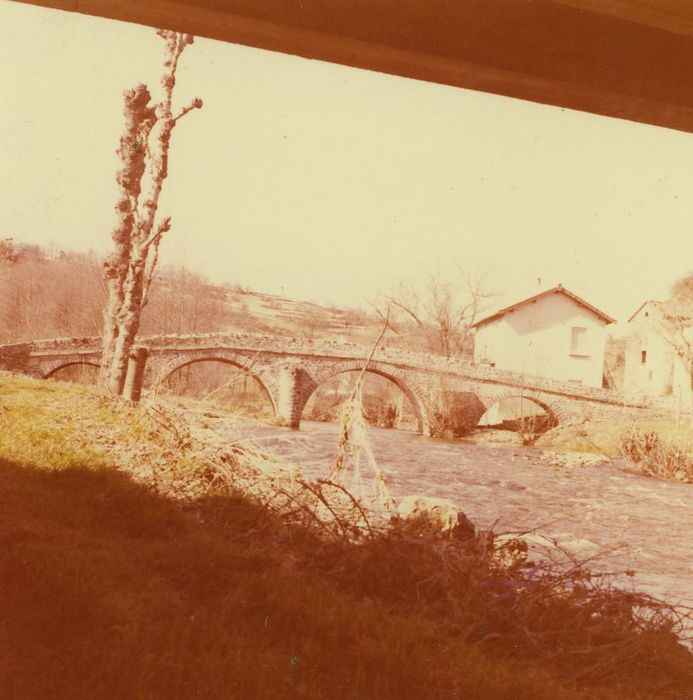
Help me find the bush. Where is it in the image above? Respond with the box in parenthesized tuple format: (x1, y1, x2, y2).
(619, 426, 693, 482)
(363, 398, 399, 428)
(429, 391, 485, 438)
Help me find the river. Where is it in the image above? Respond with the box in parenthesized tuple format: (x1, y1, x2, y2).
(212, 417, 693, 623)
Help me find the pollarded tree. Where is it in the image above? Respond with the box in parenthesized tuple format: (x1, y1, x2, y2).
(99, 30, 202, 395)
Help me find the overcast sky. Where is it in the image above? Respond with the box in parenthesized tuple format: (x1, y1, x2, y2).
(1, 0, 692, 325)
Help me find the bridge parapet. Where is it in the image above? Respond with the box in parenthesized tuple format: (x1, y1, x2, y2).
(3, 337, 102, 355)
(450, 364, 639, 407)
(2, 333, 468, 372)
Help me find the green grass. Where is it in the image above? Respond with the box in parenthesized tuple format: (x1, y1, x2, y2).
(0, 376, 113, 469)
(0, 372, 691, 699)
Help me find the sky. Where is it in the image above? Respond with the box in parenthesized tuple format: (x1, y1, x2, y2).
(1, 0, 692, 328)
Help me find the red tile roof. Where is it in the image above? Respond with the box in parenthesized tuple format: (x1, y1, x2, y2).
(471, 284, 616, 328)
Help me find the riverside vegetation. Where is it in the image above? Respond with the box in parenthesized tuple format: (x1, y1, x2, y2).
(1, 372, 692, 699)
(534, 419, 693, 483)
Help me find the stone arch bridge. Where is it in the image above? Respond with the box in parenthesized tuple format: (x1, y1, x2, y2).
(0, 333, 670, 435)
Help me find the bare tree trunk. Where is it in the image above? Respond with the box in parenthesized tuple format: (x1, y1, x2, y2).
(99, 83, 156, 390)
(98, 30, 202, 395)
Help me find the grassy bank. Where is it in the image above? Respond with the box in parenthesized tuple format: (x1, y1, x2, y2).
(1, 373, 692, 699)
(535, 419, 693, 481)
(536, 419, 693, 458)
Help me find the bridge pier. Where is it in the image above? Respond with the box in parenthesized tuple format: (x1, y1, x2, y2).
(276, 364, 317, 429)
(276, 365, 301, 428)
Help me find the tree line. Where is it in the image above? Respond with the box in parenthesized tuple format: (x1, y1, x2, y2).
(0, 242, 229, 344)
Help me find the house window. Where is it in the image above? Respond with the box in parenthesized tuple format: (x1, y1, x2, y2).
(641, 350, 647, 364)
(570, 327, 588, 356)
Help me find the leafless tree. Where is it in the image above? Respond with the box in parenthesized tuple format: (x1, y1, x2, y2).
(377, 268, 498, 358)
(302, 310, 325, 341)
(99, 30, 202, 395)
(0, 247, 104, 343)
(0, 244, 239, 345)
(140, 266, 227, 336)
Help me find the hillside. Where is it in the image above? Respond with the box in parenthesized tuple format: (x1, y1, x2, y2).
(199, 286, 376, 343)
(0, 243, 389, 347)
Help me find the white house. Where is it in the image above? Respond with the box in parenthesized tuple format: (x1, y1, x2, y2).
(623, 300, 692, 404)
(471, 284, 615, 388)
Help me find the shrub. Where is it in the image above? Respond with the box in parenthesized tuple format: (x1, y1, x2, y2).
(363, 398, 399, 428)
(619, 426, 693, 482)
(429, 391, 484, 438)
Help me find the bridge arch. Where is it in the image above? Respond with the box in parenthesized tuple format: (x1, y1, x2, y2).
(41, 357, 101, 379)
(296, 360, 431, 435)
(154, 350, 279, 415)
(477, 390, 560, 430)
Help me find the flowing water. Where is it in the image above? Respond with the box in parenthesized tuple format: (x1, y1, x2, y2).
(213, 418, 693, 621)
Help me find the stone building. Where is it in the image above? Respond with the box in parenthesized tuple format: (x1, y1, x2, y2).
(623, 300, 692, 406)
(471, 284, 615, 389)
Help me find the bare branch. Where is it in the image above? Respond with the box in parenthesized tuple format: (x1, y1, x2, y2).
(384, 295, 426, 328)
(353, 306, 391, 391)
(141, 215, 171, 252)
(382, 265, 500, 358)
(173, 97, 204, 123)
(141, 217, 171, 308)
